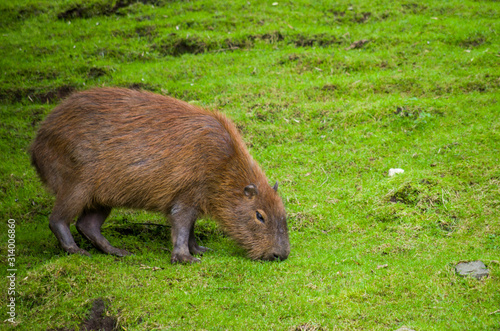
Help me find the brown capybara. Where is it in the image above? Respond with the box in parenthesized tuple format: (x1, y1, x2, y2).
(30, 88, 290, 263)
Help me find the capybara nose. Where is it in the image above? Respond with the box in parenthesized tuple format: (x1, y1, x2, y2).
(273, 251, 289, 262)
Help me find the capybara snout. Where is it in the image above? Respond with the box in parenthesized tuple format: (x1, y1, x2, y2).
(30, 87, 290, 263)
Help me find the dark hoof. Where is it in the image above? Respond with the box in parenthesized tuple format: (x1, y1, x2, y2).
(171, 254, 200, 264)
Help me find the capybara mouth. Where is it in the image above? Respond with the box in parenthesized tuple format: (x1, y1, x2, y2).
(260, 251, 289, 262)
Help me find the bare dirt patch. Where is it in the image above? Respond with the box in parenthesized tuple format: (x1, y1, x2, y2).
(0, 85, 76, 104)
(48, 298, 117, 331)
(57, 0, 162, 19)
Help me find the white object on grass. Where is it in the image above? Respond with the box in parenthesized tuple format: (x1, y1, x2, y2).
(388, 168, 404, 177)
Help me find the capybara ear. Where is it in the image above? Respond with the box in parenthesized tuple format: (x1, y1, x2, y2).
(244, 184, 258, 198)
(272, 181, 278, 192)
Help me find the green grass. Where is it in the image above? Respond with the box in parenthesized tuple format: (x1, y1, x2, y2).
(1, 0, 499, 330)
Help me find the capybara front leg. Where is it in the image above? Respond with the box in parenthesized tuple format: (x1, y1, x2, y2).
(76, 206, 131, 257)
(188, 224, 209, 256)
(170, 204, 200, 264)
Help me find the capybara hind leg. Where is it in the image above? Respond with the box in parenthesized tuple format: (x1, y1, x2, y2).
(49, 206, 90, 256)
(170, 204, 200, 264)
(76, 207, 131, 257)
(188, 224, 209, 256)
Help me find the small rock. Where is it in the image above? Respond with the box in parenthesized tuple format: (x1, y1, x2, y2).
(395, 327, 415, 331)
(455, 260, 490, 280)
(388, 168, 404, 177)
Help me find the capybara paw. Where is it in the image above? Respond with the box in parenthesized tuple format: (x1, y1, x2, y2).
(65, 246, 91, 257)
(108, 247, 132, 257)
(171, 253, 200, 264)
(190, 245, 210, 256)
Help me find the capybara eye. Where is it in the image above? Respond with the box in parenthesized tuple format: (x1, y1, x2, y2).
(256, 211, 265, 223)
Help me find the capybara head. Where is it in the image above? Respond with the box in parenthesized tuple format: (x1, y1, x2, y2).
(216, 180, 290, 261)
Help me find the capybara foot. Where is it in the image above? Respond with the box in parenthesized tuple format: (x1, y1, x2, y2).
(171, 253, 200, 264)
(64, 245, 91, 257)
(106, 247, 132, 257)
(190, 245, 210, 256)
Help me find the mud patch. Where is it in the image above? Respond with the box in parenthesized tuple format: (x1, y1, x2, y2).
(125, 82, 160, 92)
(87, 66, 110, 79)
(154, 34, 253, 56)
(458, 36, 488, 48)
(34, 85, 76, 103)
(154, 32, 342, 57)
(461, 81, 488, 93)
(401, 2, 428, 14)
(321, 84, 338, 91)
(326, 9, 378, 24)
(291, 33, 340, 47)
(259, 31, 285, 43)
(57, 0, 163, 20)
(135, 25, 157, 38)
(49, 298, 116, 331)
(353, 12, 372, 23)
(0, 85, 76, 104)
(81, 299, 116, 331)
(156, 34, 210, 56)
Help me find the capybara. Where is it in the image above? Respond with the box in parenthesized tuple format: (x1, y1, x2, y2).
(30, 88, 290, 263)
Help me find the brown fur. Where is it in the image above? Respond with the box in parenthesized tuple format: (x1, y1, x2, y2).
(30, 87, 290, 262)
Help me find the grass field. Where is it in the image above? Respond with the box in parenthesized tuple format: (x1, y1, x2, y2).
(1, 0, 499, 330)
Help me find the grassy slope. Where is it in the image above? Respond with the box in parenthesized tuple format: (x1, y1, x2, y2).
(0, 0, 499, 330)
